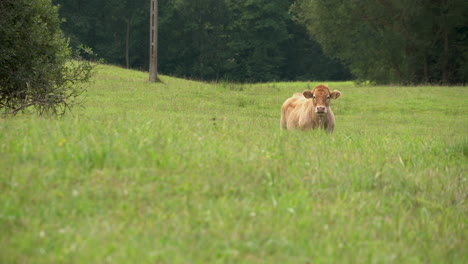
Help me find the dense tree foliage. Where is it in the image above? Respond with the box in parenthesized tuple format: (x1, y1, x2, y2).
(0, 0, 94, 115)
(225, 0, 291, 81)
(293, 0, 468, 84)
(53, 0, 351, 82)
(52, 0, 148, 69)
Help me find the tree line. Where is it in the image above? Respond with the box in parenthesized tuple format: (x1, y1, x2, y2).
(53, 0, 467, 84)
(52, 0, 351, 83)
(293, 0, 468, 84)
(7, 0, 467, 87)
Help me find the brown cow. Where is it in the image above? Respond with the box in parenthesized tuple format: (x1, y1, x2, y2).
(280, 84, 341, 133)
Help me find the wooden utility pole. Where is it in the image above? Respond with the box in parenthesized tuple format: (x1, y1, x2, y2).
(149, 0, 159, 82)
(125, 20, 130, 69)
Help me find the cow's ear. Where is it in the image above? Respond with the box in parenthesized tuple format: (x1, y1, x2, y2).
(330, 90, 341, 99)
(303, 90, 313, 98)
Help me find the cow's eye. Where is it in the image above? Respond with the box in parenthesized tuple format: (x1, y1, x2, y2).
(327, 95, 330, 99)
(312, 95, 316, 99)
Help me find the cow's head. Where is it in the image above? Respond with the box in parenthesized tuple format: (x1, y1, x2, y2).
(303, 84, 341, 115)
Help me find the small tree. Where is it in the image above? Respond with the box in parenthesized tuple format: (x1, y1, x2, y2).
(0, 0, 95, 115)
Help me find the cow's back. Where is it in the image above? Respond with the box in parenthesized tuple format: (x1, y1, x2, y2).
(281, 93, 310, 129)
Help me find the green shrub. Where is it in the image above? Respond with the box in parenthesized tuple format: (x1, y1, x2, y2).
(0, 0, 94, 115)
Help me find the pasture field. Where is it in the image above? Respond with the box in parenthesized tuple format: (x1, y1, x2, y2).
(1, 64, 467, 263)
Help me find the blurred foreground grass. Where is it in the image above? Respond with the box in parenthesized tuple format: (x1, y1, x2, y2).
(1, 64, 466, 263)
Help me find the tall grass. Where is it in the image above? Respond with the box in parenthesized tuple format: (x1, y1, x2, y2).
(1, 64, 466, 263)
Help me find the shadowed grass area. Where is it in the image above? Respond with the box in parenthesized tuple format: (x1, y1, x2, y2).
(1, 64, 467, 263)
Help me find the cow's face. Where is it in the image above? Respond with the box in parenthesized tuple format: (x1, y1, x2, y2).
(303, 85, 341, 115)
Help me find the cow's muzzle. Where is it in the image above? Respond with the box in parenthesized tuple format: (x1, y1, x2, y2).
(315, 106, 327, 114)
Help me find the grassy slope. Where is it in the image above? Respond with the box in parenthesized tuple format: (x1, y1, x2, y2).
(1, 64, 467, 263)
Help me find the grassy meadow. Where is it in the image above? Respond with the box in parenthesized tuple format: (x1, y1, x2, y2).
(1, 64, 467, 263)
